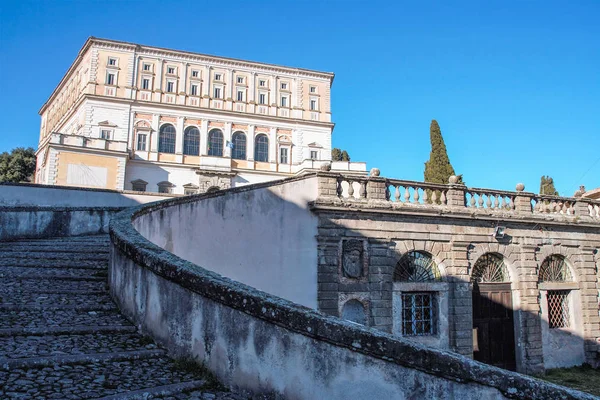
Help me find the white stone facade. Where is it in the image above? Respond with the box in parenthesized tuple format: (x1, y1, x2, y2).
(35, 37, 366, 193)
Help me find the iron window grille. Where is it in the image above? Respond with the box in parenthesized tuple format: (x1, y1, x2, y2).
(539, 255, 572, 282)
(158, 124, 176, 154)
(471, 253, 509, 283)
(208, 129, 223, 156)
(183, 127, 200, 156)
(547, 290, 570, 328)
(231, 132, 247, 160)
(254, 135, 269, 162)
(402, 292, 436, 336)
(394, 251, 441, 282)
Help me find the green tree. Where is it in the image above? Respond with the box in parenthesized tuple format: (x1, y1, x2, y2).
(539, 175, 558, 196)
(332, 148, 351, 161)
(0, 147, 37, 183)
(424, 120, 461, 184)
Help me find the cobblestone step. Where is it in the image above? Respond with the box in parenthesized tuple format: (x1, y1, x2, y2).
(2, 277, 107, 293)
(0, 266, 107, 279)
(0, 291, 113, 307)
(0, 325, 137, 338)
(0, 309, 130, 329)
(0, 332, 159, 359)
(0, 354, 209, 399)
(0, 258, 108, 268)
(0, 252, 109, 261)
(0, 245, 110, 254)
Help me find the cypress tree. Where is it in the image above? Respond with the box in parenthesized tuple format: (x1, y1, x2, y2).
(424, 120, 460, 184)
(539, 175, 558, 196)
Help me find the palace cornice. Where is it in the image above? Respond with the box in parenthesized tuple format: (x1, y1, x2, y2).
(91, 37, 335, 82)
(46, 142, 130, 158)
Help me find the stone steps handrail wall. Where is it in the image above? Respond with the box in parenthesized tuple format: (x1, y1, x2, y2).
(108, 173, 594, 400)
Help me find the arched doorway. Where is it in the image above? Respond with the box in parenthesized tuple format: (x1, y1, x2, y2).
(471, 253, 516, 370)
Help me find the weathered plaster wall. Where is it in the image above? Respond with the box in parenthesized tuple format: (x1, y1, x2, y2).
(133, 176, 319, 308)
(0, 182, 174, 207)
(108, 184, 595, 399)
(0, 207, 120, 241)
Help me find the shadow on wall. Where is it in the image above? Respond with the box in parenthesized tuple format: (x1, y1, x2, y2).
(109, 175, 599, 399)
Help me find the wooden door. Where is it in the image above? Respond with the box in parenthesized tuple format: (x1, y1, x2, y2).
(472, 283, 516, 370)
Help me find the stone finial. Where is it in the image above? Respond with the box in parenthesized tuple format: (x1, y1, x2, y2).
(370, 168, 380, 177)
(448, 175, 459, 184)
(574, 185, 586, 198)
(516, 183, 525, 192)
(319, 163, 331, 172)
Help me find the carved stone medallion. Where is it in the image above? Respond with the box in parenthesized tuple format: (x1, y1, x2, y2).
(342, 239, 364, 279)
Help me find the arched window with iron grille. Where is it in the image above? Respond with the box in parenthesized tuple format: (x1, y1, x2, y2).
(158, 124, 176, 154)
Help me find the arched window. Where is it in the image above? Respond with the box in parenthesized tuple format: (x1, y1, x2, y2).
(394, 251, 441, 282)
(341, 299, 366, 325)
(231, 131, 246, 160)
(254, 134, 269, 162)
(158, 124, 176, 154)
(471, 253, 509, 283)
(208, 129, 223, 156)
(206, 186, 220, 193)
(539, 255, 572, 282)
(183, 126, 200, 156)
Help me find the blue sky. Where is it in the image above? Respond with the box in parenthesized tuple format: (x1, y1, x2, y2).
(1, 0, 598, 196)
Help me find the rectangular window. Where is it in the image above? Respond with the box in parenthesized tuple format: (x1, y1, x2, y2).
(185, 189, 198, 195)
(548, 290, 570, 328)
(259, 93, 266, 104)
(100, 129, 112, 140)
(143, 63, 151, 71)
(132, 182, 147, 192)
(191, 70, 199, 78)
(215, 73, 222, 81)
(237, 90, 244, 102)
(158, 185, 172, 194)
(167, 66, 176, 74)
(137, 134, 147, 151)
(166, 81, 175, 93)
(237, 76, 244, 84)
(214, 87, 222, 98)
(402, 293, 435, 336)
(310, 85, 317, 93)
(280, 96, 288, 107)
(106, 73, 115, 85)
(259, 79, 266, 87)
(310, 150, 318, 160)
(141, 78, 150, 90)
(108, 57, 117, 66)
(281, 82, 288, 90)
(310, 99, 317, 111)
(280, 148, 288, 164)
(191, 84, 198, 96)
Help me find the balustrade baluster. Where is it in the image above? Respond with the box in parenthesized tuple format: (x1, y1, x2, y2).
(470, 193, 476, 207)
(478, 194, 484, 208)
(486, 194, 492, 209)
(494, 196, 500, 209)
(404, 187, 410, 203)
(414, 187, 420, 203)
(395, 185, 400, 202)
(359, 181, 367, 199)
(431, 190, 438, 204)
(440, 191, 447, 205)
(347, 180, 354, 197)
(336, 179, 343, 197)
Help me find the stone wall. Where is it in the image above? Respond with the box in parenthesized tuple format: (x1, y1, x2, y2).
(108, 173, 596, 399)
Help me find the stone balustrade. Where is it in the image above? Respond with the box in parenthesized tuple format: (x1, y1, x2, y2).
(318, 171, 600, 222)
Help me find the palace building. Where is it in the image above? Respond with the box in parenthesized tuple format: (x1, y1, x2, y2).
(35, 37, 366, 194)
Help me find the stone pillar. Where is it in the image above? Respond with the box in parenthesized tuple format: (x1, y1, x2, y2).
(224, 122, 232, 158)
(150, 114, 159, 153)
(574, 198, 592, 219)
(518, 244, 544, 374)
(268, 127, 277, 163)
(317, 172, 339, 198)
(175, 116, 184, 155)
(368, 239, 395, 332)
(247, 125, 255, 161)
(316, 235, 341, 316)
(199, 120, 208, 156)
(448, 241, 473, 356)
(366, 168, 387, 201)
(514, 183, 533, 214)
(249, 72, 256, 103)
(577, 246, 600, 365)
(446, 176, 466, 208)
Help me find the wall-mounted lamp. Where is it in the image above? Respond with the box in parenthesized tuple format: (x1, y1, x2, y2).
(494, 226, 506, 239)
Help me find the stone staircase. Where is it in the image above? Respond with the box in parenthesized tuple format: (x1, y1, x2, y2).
(0, 235, 242, 400)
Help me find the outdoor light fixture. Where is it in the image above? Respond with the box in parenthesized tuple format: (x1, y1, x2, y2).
(494, 226, 506, 239)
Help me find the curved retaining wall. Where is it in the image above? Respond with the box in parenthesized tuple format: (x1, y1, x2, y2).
(109, 175, 594, 400)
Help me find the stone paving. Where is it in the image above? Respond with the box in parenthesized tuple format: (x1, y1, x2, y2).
(0, 235, 249, 400)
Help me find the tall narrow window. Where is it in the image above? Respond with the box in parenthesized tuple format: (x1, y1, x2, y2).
(214, 87, 222, 99)
(280, 147, 288, 164)
(237, 90, 244, 102)
(310, 150, 318, 160)
(166, 81, 175, 93)
(137, 134, 147, 151)
(142, 78, 150, 90)
(310, 99, 317, 111)
(106, 73, 115, 85)
(208, 129, 223, 156)
(191, 84, 198, 96)
(158, 124, 176, 154)
(281, 96, 288, 107)
(183, 127, 200, 156)
(231, 132, 247, 160)
(254, 134, 269, 162)
(402, 293, 435, 335)
(100, 129, 112, 140)
(259, 93, 266, 104)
